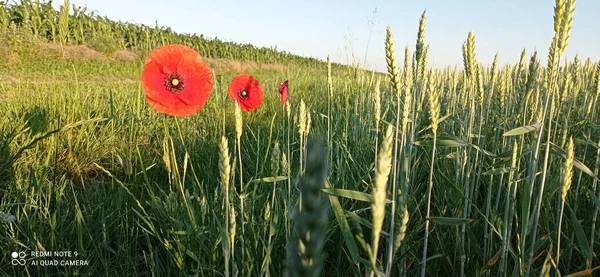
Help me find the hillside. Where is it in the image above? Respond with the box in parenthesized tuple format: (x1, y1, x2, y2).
(1, 0, 599, 276)
(0, 0, 357, 71)
(0, 42, 292, 82)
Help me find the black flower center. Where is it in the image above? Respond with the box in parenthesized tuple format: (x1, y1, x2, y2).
(239, 90, 249, 99)
(164, 72, 185, 93)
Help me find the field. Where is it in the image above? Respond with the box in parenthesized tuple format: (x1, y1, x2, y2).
(1, 0, 599, 276)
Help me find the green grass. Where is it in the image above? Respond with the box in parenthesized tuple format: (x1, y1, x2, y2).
(0, 38, 378, 276)
(1, 0, 600, 276)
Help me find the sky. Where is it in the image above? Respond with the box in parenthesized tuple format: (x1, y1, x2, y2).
(58, 0, 599, 72)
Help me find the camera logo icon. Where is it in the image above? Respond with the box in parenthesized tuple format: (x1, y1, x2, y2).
(11, 251, 26, 266)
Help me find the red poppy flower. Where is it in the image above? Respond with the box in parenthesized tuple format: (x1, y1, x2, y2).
(141, 44, 213, 116)
(227, 74, 263, 112)
(278, 80, 289, 104)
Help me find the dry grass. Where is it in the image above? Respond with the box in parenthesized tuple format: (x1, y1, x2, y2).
(207, 58, 287, 72)
(38, 43, 287, 72)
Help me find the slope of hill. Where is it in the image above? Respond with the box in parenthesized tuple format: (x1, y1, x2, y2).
(0, 0, 357, 71)
(2, 0, 599, 276)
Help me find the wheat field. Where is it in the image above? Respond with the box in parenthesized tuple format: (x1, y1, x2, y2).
(1, 0, 599, 276)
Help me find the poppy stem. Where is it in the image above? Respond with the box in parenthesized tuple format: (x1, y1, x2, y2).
(163, 115, 173, 192)
(236, 129, 245, 275)
(283, 104, 290, 245)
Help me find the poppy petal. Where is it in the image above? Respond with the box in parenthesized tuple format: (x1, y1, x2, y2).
(145, 44, 191, 74)
(174, 55, 213, 108)
(141, 44, 214, 116)
(227, 74, 264, 112)
(141, 61, 180, 107)
(278, 80, 289, 104)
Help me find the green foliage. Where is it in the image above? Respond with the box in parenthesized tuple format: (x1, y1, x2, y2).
(86, 33, 118, 56)
(0, 21, 39, 65)
(0, 0, 351, 69)
(1, 0, 599, 277)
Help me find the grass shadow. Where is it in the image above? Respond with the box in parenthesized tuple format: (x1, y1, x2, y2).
(24, 105, 50, 134)
(0, 131, 15, 201)
(0, 105, 50, 199)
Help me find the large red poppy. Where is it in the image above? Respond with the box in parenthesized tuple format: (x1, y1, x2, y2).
(227, 74, 263, 112)
(141, 44, 213, 116)
(278, 80, 289, 104)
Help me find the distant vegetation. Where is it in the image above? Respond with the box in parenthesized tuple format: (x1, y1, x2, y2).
(2, 0, 599, 276)
(0, 0, 351, 69)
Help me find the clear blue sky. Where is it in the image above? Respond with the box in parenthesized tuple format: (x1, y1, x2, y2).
(61, 0, 599, 71)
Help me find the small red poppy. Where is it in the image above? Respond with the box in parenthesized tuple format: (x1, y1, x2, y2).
(227, 74, 264, 112)
(141, 44, 213, 116)
(278, 80, 289, 104)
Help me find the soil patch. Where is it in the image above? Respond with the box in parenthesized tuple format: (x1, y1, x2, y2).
(38, 43, 287, 72)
